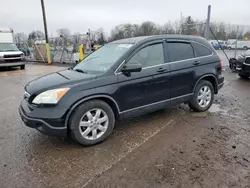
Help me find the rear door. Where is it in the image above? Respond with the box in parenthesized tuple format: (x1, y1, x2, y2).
(166, 40, 196, 102)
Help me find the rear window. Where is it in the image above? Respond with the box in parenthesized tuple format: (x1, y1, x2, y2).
(167, 42, 194, 62)
(192, 43, 213, 57)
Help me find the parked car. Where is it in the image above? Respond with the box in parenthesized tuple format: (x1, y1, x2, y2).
(19, 35, 224, 146)
(235, 50, 250, 79)
(209, 40, 220, 50)
(228, 41, 250, 50)
(219, 40, 228, 49)
(0, 28, 25, 69)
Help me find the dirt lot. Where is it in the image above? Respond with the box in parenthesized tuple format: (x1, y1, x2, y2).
(0, 63, 250, 188)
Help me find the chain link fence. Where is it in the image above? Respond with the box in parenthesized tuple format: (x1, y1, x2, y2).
(15, 34, 92, 64)
(180, 22, 250, 67)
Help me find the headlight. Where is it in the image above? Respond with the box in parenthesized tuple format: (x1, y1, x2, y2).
(21, 53, 24, 58)
(32, 88, 69, 104)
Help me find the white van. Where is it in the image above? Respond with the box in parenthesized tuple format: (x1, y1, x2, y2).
(0, 28, 25, 69)
(228, 40, 250, 50)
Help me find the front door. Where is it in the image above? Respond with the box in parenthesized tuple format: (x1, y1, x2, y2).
(115, 41, 170, 116)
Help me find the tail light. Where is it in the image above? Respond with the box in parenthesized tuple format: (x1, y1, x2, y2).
(215, 50, 223, 69)
(219, 58, 223, 69)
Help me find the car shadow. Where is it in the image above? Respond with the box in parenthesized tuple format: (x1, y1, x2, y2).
(0, 67, 21, 72)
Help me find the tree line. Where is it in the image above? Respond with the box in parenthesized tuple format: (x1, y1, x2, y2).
(110, 16, 250, 41)
(14, 16, 250, 45)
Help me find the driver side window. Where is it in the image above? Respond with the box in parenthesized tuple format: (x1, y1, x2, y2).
(127, 43, 164, 68)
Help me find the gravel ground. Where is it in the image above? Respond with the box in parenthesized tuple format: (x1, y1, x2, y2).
(0, 64, 250, 188)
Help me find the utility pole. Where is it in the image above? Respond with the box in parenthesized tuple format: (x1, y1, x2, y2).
(41, 0, 51, 64)
(88, 29, 91, 53)
(180, 12, 183, 34)
(234, 25, 239, 59)
(204, 5, 211, 40)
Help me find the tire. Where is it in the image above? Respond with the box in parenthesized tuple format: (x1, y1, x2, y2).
(20, 65, 25, 70)
(228, 47, 231, 50)
(244, 46, 248, 50)
(239, 73, 249, 79)
(69, 100, 115, 146)
(189, 80, 214, 112)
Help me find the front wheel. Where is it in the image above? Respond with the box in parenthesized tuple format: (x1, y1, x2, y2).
(189, 80, 214, 112)
(69, 100, 115, 146)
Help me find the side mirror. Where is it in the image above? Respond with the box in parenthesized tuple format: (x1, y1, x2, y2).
(121, 63, 142, 73)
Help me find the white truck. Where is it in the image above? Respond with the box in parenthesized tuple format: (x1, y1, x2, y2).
(0, 28, 25, 69)
(228, 40, 250, 50)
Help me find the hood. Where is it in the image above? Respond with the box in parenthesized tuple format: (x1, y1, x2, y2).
(25, 69, 97, 95)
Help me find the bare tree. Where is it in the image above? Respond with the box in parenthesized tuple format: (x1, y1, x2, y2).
(15, 33, 28, 43)
(244, 31, 250, 39)
(96, 28, 106, 45)
(28, 30, 45, 41)
(161, 21, 175, 34)
(139, 21, 157, 36)
(57, 28, 71, 38)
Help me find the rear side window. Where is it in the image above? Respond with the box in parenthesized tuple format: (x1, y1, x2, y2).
(192, 42, 213, 57)
(167, 42, 194, 62)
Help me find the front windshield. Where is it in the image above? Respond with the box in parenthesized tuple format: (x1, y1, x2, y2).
(0, 43, 19, 52)
(73, 43, 133, 74)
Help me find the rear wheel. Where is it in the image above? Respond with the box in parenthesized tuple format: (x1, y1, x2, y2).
(69, 100, 115, 146)
(239, 73, 249, 79)
(189, 80, 214, 112)
(244, 46, 248, 50)
(20, 65, 25, 70)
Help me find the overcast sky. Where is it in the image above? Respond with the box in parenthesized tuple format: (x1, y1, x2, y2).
(1, 0, 250, 36)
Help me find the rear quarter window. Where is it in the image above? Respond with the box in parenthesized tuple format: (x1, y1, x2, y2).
(192, 43, 213, 57)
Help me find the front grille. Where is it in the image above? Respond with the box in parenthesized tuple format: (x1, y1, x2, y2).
(245, 57, 250, 65)
(4, 54, 21, 58)
(22, 100, 32, 113)
(3, 59, 22, 62)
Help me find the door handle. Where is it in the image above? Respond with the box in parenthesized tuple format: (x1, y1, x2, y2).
(157, 67, 168, 72)
(193, 60, 200, 66)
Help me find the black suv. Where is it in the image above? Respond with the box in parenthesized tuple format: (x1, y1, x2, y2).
(19, 35, 224, 146)
(236, 50, 250, 79)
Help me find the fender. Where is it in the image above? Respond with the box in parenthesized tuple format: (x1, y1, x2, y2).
(64, 94, 120, 127)
(193, 74, 218, 93)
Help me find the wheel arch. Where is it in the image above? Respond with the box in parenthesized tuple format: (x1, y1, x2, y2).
(193, 74, 218, 94)
(64, 95, 120, 128)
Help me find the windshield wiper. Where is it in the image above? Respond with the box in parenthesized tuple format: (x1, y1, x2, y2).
(74, 69, 88, 74)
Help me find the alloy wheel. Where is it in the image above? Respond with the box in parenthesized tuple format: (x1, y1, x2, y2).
(197, 86, 212, 108)
(79, 108, 109, 140)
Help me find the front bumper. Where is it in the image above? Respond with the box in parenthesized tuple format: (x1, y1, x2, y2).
(0, 61, 25, 67)
(19, 100, 67, 137)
